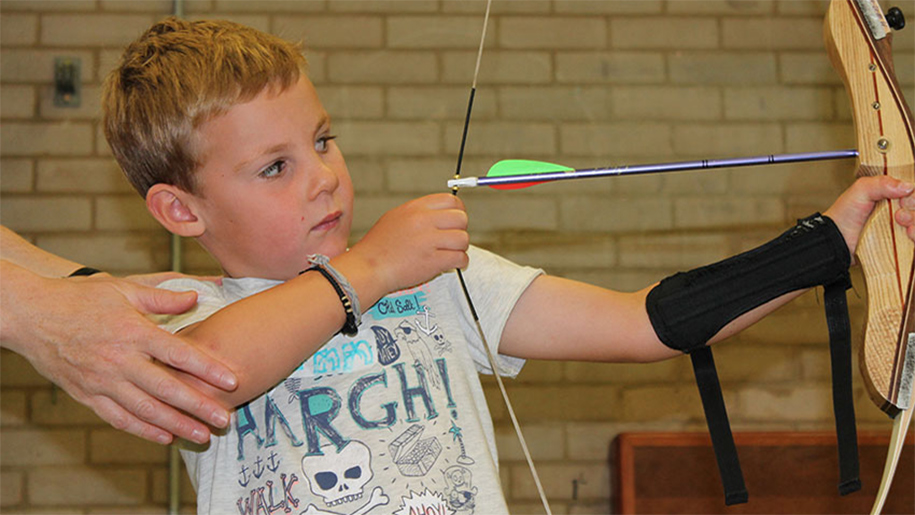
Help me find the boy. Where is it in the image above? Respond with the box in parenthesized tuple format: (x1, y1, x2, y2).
(104, 18, 915, 515)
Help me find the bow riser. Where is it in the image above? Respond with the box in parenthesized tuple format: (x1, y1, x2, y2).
(826, 0, 915, 416)
(826, 1, 914, 513)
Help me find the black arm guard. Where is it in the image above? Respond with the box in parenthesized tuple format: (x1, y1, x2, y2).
(645, 213, 858, 505)
(646, 213, 851, 353)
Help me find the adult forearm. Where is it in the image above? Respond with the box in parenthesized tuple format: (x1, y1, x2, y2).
(0, 260, 46, 351)
(0, 226, 83, 278)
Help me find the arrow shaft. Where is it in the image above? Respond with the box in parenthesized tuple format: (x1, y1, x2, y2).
(448, 149, 859, 189)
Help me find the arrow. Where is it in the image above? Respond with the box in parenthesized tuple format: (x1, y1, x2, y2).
(447, 149, 859, 190)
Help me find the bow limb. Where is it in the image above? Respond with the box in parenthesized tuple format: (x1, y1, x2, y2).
(825, 0, 914, 512)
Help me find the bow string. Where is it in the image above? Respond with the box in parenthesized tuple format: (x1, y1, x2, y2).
(448, 0, 553, 513)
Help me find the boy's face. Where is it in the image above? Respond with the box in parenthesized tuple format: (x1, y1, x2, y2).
(190, 76, 354, 280)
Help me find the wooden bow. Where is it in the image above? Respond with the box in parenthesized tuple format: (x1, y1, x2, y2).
(450, 1, 912, 512)
(825, 0, 914, 512)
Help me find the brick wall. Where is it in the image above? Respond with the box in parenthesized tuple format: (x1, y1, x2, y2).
(1, 0, 913, 513)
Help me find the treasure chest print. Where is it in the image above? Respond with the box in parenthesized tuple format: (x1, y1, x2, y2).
(389, 424, 442, 477)
(231, 294, 481, 504)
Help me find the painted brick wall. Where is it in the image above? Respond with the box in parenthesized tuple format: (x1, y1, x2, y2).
(1, 1, 913, 513)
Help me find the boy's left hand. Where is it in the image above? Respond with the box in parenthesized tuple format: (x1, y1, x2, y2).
(824, 175, 915, 256)
(895, 188, 915, 241)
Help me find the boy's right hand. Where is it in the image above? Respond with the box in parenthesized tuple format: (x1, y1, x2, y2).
(350, 194, 469, 295)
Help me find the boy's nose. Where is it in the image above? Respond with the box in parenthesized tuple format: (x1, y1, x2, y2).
(308, 163, 340, 199)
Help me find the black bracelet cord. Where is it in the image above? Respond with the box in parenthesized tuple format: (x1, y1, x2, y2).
(300, 266, 359, 337)
(67, 267, 102, 277)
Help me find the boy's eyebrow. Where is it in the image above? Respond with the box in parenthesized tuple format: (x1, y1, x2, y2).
(232, 113, 331, 174)
(318, 113, 331, 131)
(233, 143, 290, 174)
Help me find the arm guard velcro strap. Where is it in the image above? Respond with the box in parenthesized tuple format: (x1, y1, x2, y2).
(646, 213, 851, 353)
(690, 347, 748, 505)
(646, 213, 857, 506)
(824, 278, 861, 496)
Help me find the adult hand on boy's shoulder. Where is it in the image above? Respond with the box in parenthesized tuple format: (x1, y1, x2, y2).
(823, 175, 915, 255)
(350, 193, 469, 295)
(1, 265, 236, 445)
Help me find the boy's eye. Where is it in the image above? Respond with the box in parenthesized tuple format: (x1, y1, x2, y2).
(259, 160, 286, 178)
(316, 135, 337, 153)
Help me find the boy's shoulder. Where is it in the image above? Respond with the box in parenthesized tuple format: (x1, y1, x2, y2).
(155, 277, 282, 333)
(158, 276, 280, 299)
(463, 245, 541, 281)
(433, 244, 543, 310)
(465, 244, 513, 268)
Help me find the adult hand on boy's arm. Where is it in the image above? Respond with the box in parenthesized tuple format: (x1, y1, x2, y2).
(0, 261, 236, 445)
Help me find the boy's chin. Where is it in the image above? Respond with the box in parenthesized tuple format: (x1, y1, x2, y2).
(312, 240, 350, 260)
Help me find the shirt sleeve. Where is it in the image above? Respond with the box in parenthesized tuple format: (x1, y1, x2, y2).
(458, 246, 544, 377)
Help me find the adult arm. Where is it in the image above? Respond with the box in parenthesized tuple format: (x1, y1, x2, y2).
(0, 227, 237, 444)
(500, 176, 915, 363)
(1, 225, 82, 277)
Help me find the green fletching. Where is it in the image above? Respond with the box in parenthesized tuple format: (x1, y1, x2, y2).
(487, 159, 574, 178)
(485, 160, 575, 189)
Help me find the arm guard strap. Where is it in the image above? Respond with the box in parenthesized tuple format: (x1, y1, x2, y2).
(646, 214, 858, 505)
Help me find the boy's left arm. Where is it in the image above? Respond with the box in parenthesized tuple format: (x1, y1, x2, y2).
(500, 176, 915, 363)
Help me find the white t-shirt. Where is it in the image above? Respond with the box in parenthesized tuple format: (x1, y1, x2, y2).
(158, 246, 542, 515)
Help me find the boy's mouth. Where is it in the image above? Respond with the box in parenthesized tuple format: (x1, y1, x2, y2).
(312, 211, 342, 232)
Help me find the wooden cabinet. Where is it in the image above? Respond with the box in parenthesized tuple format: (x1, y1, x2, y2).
(612, 432, 914, 514)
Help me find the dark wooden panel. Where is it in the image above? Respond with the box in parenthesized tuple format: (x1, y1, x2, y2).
(612, 432, 914, 514)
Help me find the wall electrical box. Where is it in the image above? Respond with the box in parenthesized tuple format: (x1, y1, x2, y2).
(54, 57, 81, 107)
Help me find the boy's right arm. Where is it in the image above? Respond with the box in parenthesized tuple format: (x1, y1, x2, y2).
(174, 194, 469, 408)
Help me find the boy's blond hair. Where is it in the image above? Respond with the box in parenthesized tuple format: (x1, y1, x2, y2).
(103, 17, 307, 197)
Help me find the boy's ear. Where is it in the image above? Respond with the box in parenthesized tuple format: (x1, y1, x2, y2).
(146, 184, 205, 238)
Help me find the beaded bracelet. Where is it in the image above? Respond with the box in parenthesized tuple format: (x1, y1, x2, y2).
(300, 254, 361, 336)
